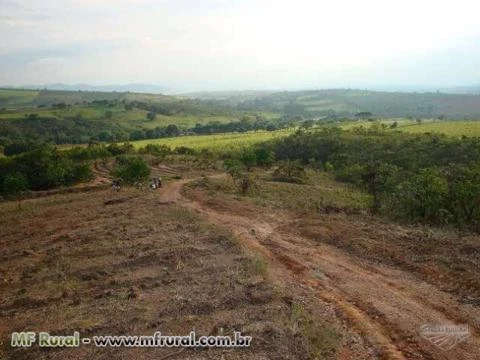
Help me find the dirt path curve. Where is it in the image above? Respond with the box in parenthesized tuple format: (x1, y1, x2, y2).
(159, 177, 480, 360)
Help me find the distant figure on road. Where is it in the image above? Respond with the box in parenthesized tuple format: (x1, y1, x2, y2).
(112, 179, 121, 192)
(150, 177, 162, 190)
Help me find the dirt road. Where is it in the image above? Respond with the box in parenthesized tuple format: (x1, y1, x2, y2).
(160, 177, 480, 360)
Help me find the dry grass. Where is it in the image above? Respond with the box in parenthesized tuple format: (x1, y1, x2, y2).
(0, 187, 329, 360)
(187, 169, 372, 214)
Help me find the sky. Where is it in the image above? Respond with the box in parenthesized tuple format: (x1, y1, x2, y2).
(1, 0, 479, 92)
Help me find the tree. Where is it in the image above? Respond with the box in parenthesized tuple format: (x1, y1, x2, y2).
(266, 124, 277, 131)
(301, 120, 315, 129)
(224, 159, 245, 180)
(98, 131, 115, 142)
(283, 101, 306, 116)
(4, 143, 32, 156)
(146, 112, 156, 121)
(129, 129, 145, 141)
(254, 148, 274, 167)
(165, 124, 180, 137)
(445, 165, 480, 227)
(361, 163, 399, 212)
(396, 168, 448, 222)
(239, 149, 257, 170)
(355, 111, 372, 119)
(272, 160, 307, 184)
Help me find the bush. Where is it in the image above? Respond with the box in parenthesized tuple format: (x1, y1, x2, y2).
(254, 148, 274, 167)
(139, 144, 172, 157)
(175, 146, 196, 155)
(224, 158, 244, 177)
(239, 149, 257, 170)
(112, 156, 151, 185)
(0, 145, 93, 194)
(223, 159, 255, 194)
(272, 160, 307, 184)
(66, 145, 111, 161)
(107, 142, 134, 156)
(2, 172, 29, 197)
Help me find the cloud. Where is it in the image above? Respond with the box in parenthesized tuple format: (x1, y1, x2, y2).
(1, 0, 479, 89)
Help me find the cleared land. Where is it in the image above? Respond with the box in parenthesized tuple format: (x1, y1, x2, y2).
(1, 163, 479, 359)
(184, 171, 480, 360)
(0, 168, 375, 360)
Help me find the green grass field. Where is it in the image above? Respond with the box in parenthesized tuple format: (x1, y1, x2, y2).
(339, 119, 480, 137)
(396, 120, 480, 137)
(338, 119, 407, 130)
(129, 129, 294, 151)
(0, 89, 40, 107)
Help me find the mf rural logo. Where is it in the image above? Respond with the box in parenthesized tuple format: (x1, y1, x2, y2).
(420, 324, 470, 351)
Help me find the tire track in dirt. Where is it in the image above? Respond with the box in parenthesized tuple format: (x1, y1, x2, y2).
(159, 177, 480, 360)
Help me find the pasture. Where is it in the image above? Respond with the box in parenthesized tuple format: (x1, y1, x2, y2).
(129, 128, 295, 151)
(339, 119, 480, 137)
(0, 88, 39, 107)
(397, 120, 480, 137)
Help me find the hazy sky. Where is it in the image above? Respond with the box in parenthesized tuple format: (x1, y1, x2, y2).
(1, 0, 479, 92)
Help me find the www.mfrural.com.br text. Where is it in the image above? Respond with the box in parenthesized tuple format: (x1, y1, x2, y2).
(10, 331, 252, 348)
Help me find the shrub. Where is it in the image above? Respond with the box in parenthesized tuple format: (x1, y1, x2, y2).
(112, 156, 151, 185)
(254, 148, 274, 167)
(175, 146, 196, 155)
(239, 149, 257, 170)
(2, 172, 29, 197)
(272, 160, 307, 184)
(139, 144, 172, 158)
(223, 159, 255, 194)
(0, 146, 93, 194)
(107, 142, 134, 156)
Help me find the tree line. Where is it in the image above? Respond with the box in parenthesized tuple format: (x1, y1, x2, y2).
(0, 114, 286, 156)
(259, 128, 480, 231)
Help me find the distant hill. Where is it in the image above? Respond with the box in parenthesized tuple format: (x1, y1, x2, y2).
(188, 89, 480, 119)
(13, 83, 168, 94)
(2, 87, 480, 119)
(440, 86, 480, 94)
(0, 88, 173, 107)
